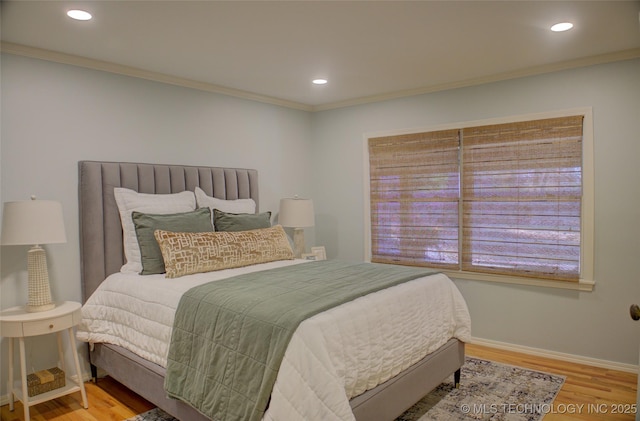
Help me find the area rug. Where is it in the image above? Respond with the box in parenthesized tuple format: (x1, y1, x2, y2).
(125, 357, 565, 421)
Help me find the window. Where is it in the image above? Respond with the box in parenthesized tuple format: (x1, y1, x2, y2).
(366, 110, 594, 289)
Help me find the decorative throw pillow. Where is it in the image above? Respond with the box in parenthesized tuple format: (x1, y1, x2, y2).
(194, 186, 256, 228)
(154, 225, 294, 278)
(114, 188, 196, 273)
(133, 208, 213, 275)
(213, 209, 271, 232)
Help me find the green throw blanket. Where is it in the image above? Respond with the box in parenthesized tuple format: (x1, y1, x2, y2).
(164, 260, 438, 421)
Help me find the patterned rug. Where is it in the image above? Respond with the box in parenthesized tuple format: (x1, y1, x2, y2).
(125, 357, 565, 421)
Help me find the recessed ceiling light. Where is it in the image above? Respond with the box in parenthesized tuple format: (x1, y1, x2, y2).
(67, 10, 92, 21)
(551, 22, 573, 32)
(312, 79, 328, 85)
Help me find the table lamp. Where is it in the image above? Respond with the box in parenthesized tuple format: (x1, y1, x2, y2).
(1, 197, 67, 312)
(279, 196, 314, 258)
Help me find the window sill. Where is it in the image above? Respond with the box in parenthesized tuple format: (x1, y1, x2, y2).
(442, 270, 595, 292)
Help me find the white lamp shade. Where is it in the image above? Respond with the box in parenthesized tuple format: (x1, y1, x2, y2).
(279, 197, 315, 228)
(1, 200, 67, 245)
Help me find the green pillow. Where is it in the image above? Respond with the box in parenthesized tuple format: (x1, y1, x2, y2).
(133, 208, 213, 275)
(213, 209, 272, 232)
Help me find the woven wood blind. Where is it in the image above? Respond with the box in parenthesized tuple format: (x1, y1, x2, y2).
(369, 129, 460, 269)
(462, 116, 583, 281)
(368, 115, 584, 282)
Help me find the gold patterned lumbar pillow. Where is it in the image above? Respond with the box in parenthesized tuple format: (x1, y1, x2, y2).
(154, 225, 295, 278)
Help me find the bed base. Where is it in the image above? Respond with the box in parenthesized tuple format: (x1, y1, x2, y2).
(90, 339, 464, 421)
(350, 338, 464, 421)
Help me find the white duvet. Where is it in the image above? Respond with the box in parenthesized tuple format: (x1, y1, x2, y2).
(77, 259, 471, 421)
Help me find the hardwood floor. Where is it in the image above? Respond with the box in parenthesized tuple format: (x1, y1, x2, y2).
(466, 344, 638, 421)
(0, 376, 154, 421)
(1, 343, 636, 421)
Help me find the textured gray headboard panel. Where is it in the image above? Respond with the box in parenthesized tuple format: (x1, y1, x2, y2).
(78, 161, 259, 303)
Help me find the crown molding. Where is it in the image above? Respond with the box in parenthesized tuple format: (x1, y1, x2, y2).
(3, 42, 638, 113)
(312, 48, 640, 112)
(0, 42, 313, 112)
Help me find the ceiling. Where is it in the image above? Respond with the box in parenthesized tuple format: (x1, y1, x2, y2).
(2, 1, 640, 111)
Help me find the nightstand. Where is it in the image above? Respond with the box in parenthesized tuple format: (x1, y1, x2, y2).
(0, 301, 89, 421)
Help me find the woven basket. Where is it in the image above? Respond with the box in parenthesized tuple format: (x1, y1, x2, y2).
(27, 367, 65, 397)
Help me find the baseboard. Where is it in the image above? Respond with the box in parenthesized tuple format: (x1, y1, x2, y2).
(470, 336, 638, 374)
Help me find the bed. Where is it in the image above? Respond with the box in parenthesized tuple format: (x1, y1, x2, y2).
(77, 160, 470, 421)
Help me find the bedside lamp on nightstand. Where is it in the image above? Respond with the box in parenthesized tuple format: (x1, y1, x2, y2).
(1, 196, 67, 312)
(279, 196, 314, 258)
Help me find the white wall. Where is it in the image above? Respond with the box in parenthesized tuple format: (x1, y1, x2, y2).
(311, 58, 640, 365)
(1, 53, 639, 402)
(0, 54, 313, 396)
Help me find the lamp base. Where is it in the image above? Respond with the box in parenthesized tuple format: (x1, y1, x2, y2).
(26, 245, 55, 313)
(292, 228, 306, 258)
(26, 302, 56, 313)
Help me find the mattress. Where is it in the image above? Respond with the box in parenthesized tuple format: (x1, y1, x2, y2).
(77, 259, 471, 420)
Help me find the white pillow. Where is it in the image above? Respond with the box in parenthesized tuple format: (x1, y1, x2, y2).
(194, 186, 256, 228)
(114, 187, 196, 273)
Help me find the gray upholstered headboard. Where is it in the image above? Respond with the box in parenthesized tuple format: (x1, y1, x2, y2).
(78, 161, 259, 303)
